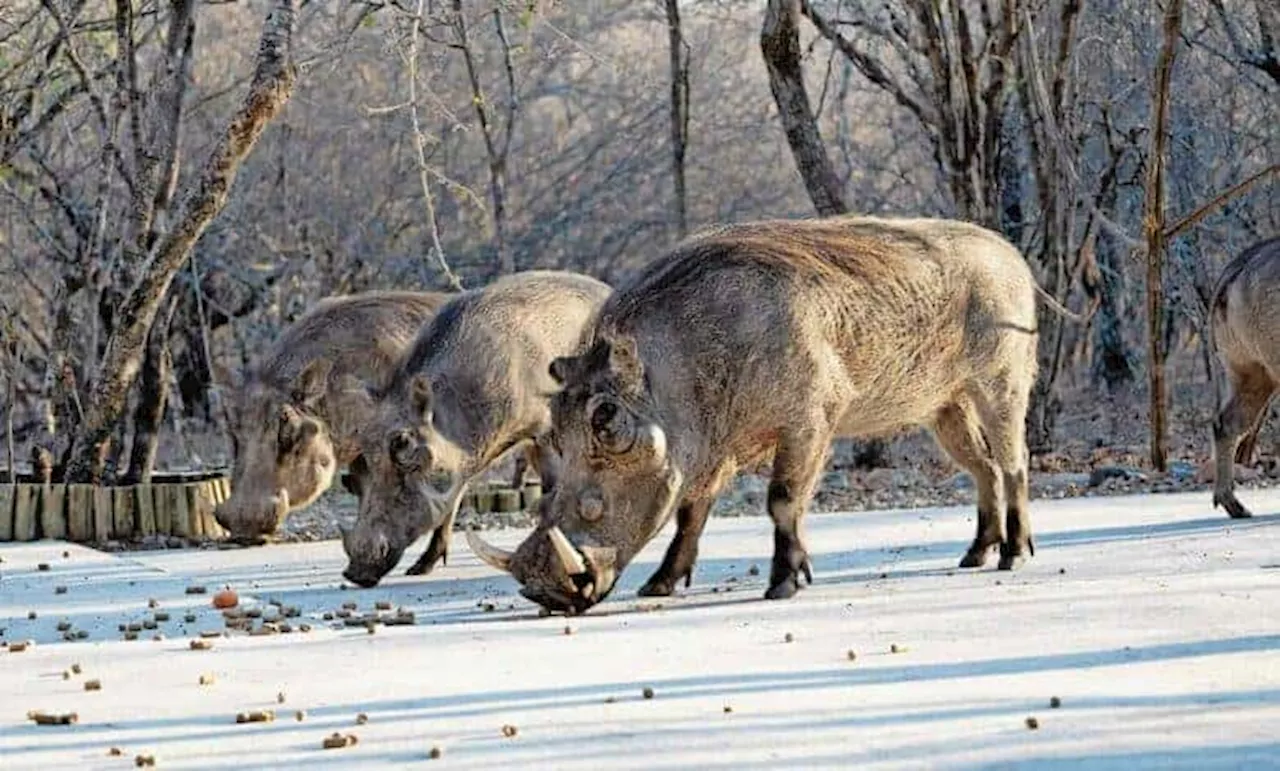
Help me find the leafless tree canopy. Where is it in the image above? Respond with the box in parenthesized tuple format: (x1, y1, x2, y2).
(0, 0, 1276, 480)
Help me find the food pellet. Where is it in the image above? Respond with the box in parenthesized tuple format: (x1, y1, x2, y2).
(563, 625, 574, 636)
(148, 599, 158, 609)
(299, 624, 312, 633)
(235, 709, 275, 724)
(890, 644, 906, 653)
(62, 551, 70, 558)
(784, 632, 794, 643)
(342, 601, 358, 611)
(37, 563, 50, 571)
(1050, 696, 1062, 708)
(429, 745, 443, 759)
(8, 642, 29, 653)
(502, 724, 518, 738)
(134, 754, 156, 767)
(183, 613, 197, 623)
(56, 621, 72, 632)
(322, 612, 334, 621)
(55, 586, 67, 595)
(723, 705, 733, 713)
(27, 611, 36, 620)
(1025, 716, 1040, 730)
(277, 692, 286, 704)
(123, 632, 139, 642)
(189, 639, 213, 651)
(322, 732, 358, 749)
(295, 710, 306, 721)
(28, 710, 77, 725)
(62, 670, 72, 680)
(747, 564, 760, 576)
(154, 612, 170, 622)
(199, 674, 215, 686)
(375, 601, 392, 611)
(199, 630, 221, 639)
(355, 712, 369, 725)
(71, 663, 82, 674)
(74, 630, 88, 640)
(108, 747, 123, 756)
(185, 586, 207, 595)
(642, 687, 654, 699)
(84, 679, 102, 691)
(846, 649, 857, 661)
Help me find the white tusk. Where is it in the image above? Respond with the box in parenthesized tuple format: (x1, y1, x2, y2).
(547, 525, 587, 576)
(465, 530, 514, 573)
(272, 488, 291, 521)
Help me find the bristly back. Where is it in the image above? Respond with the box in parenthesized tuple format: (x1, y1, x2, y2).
(1211, 236, 1280, 312)
(385, 291, 477, 398)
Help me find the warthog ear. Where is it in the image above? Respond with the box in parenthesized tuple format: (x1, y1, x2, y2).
(291, 359, 333, 409)
(409, 373, 433, 422)
(604, 334, 644, 394)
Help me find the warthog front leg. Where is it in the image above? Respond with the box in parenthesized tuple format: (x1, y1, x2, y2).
(931, 401, 1004, 569)
(1212, 365, 1275, 519)
(638, 498, 713, 597)
(405, 486, 470, 577)
(763, 430, 827, 601)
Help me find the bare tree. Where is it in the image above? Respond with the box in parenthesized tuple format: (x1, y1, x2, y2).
(1142, 0, 1184, 472)
(63, 0, 301, 482)
(663, 0, 692, 238)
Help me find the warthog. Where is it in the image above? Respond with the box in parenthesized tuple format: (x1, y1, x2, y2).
(214, 290, 449, 541)
(338, 270, 612, 588)
(1211, 235, 1279, 519)
(467, 215, 1053, 614)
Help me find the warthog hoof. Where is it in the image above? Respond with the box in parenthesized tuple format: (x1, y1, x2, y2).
(637, 564, 693, 598)
(997, 543, 1032, 571)
(405, 546, 447, 577)
(1213, 492, 1254, 519)
(958, 544, 993, 569)
(764, 558, 813, 601)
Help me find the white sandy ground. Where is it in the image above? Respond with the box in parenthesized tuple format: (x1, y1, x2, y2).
(1, 489, 1278, 770)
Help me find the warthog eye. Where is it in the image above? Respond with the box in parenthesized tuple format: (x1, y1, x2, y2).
(389, 429, 427, 471)
(588, 396, 634, 455)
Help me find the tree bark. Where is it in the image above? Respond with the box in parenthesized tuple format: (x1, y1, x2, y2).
(664, 0, 691, 238)
(63, 0, 299, 483)
(1142, 0, 1184, 472)
(761, 0, 847, 216)
(124, 292, 179, 484)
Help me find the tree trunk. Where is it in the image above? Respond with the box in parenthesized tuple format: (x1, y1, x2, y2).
(62, 0, 299, 483)
(664, 0, 691, 239)
(760, 0, 847, 216)
(1142, 0, 1183, 472)
(124, 292, 179, 484)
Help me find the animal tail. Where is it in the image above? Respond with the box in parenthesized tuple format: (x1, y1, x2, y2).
(1033, 282, 1090, 324)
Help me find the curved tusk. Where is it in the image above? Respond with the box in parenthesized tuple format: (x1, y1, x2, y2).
(465, 529, 514, 574)
(272, 488, 291, 521)
(547, 526, 587, 576)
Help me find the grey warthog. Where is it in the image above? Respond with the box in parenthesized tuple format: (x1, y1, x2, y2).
(1210, 235, 1279, 519)
(215, 290, 449, 541)
(337, 270, 612, 588)
(466, 215, 1059, 614)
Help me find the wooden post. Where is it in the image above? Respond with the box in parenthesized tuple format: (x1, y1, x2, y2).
(93, 486, 114, 541)
(40, 484, 68, 540)
(494, 487, 521, 513)
(67, 485, 94, 541)
(151, 485, 171, 535)
(114, 487, 137, 538)
(186, 482, 218, 538)
(167, 484, 192, 537)
(0, 484, 13, 541)
(12, 485, 38, 541)
(136, 485, 157, 536)
(522, 483, 543, 511)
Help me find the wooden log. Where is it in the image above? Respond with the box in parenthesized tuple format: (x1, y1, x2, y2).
(167, 484, 192, 537)
(473, 485, 495, 514)
(40, 484, 67, 540)
(93, 486, 114, 541)
(522, 483, 543, 511)
(0, 484, 13, 541)
(12, 485, 38, 541)
(113, 487, 137, 538)
(136, 485, 157, 536)
(186, 482, 218, 538)
(201, 480, 227, 538)
(66, 485, 94, 541)
(494, 487, 521, 513)
(151, 485, 171, 535)
(219, 477, 233, 503)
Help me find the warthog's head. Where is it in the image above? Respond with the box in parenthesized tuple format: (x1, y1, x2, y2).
(214, 360, 338, 542)
(467, 334, 683, 614)
(336, 372, 466, 588)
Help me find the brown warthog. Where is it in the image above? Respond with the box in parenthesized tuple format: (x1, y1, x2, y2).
(215, 290, 449, 542)
(337, 270, 612, 588)
(466, 215, 1051, 614)
(1210, 235, 1279, 519)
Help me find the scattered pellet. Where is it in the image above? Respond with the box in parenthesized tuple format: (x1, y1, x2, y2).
(56, 621, 72, 632)
(277, 691, 286, 704)
(74, 630, 88, 640)
(61, 551, 70, 559)
(374, 601, 392, 611)
(295, 710, 306, 722)
(342, 601, 358, 611)
(62, 670, 71, 680)
(322, 732, 358, 749)
(299, 624, 313, 633)
(365, 624, 376, 635)
(8, 641, 30, 653)
(235, 709, 275, 724)
(642, 687, 654, 699)
(199, 674, 215, 686)
(1050, 696, 1062, 709)
(142, 620, 157, 630)
(846, 649, 857, 661)
(429, 745, 443, 759)
(183, 613, 197, 624)
(563, 625, 574, 636)
(355, 712, 369, 725)
(134, 753, 156, 766)
(127, 623, 143, 633)
(784, 632, 794, 643)
(108, 747, 123, 756)
(502, 724, 518, 738)
(747, 564, 760, 576)
(84, 679, 102, 691)
(55, 586, 67, 595)
(199, 630, 221, 639)
(71, 663, 82, 674)
(37, 563, 50, 571)
(890, 644, 906, 654)
(123, 632, 138, 642)
(723, 705, 733, 714)
(27, 611, 37, 620)
(189, 639, 213, 651)
(28, 710, 77, 725)
(185, 586, 207, 595)
(154, 612, 170, 622)
(1025, 716, 1039, 730)
(322, 612, 334, 621)
(148, 598, 158, 609)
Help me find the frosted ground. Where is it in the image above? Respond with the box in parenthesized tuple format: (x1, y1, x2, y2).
(2, 489, 1278, 770)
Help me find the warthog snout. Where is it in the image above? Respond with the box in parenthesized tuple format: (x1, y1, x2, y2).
(466, 526, 619, 615)
(340, 524, 407, 588)
(213, 489, 290, 543)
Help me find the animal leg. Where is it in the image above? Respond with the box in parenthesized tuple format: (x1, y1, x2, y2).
(971, 374, 1035, 571)
(932, 401, 1004, 569)
(638, 498, 713, 597)
(764, 428, 829, 601)
(1213, 364, 1275, 519)
(405, 488, 468, 576)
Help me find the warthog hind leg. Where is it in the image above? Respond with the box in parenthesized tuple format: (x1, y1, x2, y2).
(1213, 364, 1275, 519)
(763, 429, 827, 600)
(931, 400, 1004, 569)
